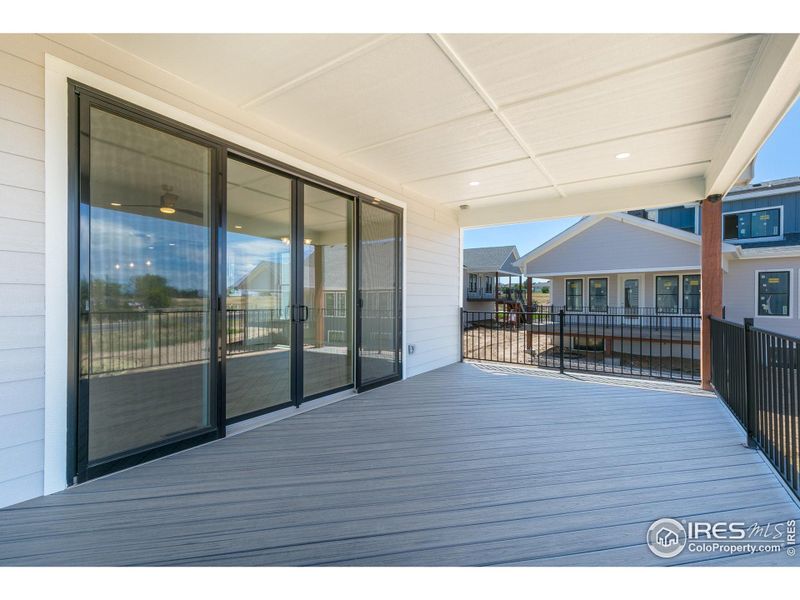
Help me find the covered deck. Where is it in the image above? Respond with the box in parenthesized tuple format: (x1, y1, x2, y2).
(0, 362, 797, 566)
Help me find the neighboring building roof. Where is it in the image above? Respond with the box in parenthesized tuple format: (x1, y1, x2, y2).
(726, 176, 800, 200)
(514, 212, 737, 269)
(463, 245, 521, 275)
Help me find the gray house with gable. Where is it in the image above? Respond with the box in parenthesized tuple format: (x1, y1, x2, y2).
(514, 177, 800, 339)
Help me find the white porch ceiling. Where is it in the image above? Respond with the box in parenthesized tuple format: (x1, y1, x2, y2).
(95, 33, 800, 226)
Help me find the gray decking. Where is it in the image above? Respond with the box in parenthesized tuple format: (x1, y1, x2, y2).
(1, 362, 798, 566)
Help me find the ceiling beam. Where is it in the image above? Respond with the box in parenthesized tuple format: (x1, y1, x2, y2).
(705, 34, 800, 196)
(458, 176, 705, 228)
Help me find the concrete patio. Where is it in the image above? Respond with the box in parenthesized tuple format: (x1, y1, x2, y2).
(0, 362, 797, 566)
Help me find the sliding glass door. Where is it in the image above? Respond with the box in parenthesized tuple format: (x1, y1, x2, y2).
(72, 83, 402, 482)
(301, 184, 354, 399)
(357, 199, 403, 390)
(225, 158, 294, 420)
(77, 100, 218, 480)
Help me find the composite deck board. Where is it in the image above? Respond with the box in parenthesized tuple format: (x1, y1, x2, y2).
(0, 362, 798, 566)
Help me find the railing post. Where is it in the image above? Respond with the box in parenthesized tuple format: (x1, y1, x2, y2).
(743, 317, 757, 449)
(460, 307, 464, 362)
(559, 308, 565, 374)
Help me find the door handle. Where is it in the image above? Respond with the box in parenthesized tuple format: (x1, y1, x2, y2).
(301, 305, 309, 322)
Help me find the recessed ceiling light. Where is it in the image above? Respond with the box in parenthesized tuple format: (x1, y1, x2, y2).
(280, 236, 290, 245)
(168, 242, 176, 247)
(234, 224, 243, 230)
(110, 202, 122, 207)
(615, 152, 631, 160)
(304, 238, 312, 245)
(145, 260, 152, 266)
(468, 181, 480, 187)
(159, 206, 176, 215)
(114, 263, 120, 270)
(128, 262, 135, 268)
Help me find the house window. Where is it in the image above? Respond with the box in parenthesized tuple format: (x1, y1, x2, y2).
(566, 279, 583, 312)
(468, 274, 478, 292)
(588, 278, 608, 312)
(484, 276, 493, 293)
(757, 271, 791, 317)
(682, 274, 701, 315)
(723, 208, 781, 241)
(623, 279, 640, 312)
(656, 276, 679, 314)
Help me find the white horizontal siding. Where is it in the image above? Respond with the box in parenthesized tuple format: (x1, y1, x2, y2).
(0, 378, 44, 417)
(0, 184, 44, 222)
(0, 42, 45, 506)
(405, 202, 461, 377)
(0, 440, 43, 482)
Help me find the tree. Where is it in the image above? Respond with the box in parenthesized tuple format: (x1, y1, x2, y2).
(542, 286, 550, 294)
(133, 274, 172, 309)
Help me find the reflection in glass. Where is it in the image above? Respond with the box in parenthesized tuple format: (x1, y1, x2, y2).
(359, 201, 401, 386)
(81, 107, 212, 463)
(225, 159, 293, 418)
(303, 185, 353, 397)
(623, 279, 640, 313)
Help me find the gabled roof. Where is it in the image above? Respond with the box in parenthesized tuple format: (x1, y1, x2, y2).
(463, 245, 521, 275)
(514, 212, 737, 268)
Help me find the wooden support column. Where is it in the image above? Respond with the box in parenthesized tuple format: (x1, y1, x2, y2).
(526, 276, 533, 350)
(700, 194, 723, 390)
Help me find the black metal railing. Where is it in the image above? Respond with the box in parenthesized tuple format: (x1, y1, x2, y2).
(710, 316, 799, 498)
(462, 308, 701, 382)
(531, 305, 699, 317)
(81, 307, 383, 375)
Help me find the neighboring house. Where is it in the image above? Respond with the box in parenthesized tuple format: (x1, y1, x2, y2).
(463, 245, 528, 313)
(514, 177, 800, 339)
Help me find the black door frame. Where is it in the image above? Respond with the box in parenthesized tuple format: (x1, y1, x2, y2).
(69, 83, 223, 483)
(68, 81, 404, 485)
(355, 197, 404, 392)
(296, 180, 358, 403)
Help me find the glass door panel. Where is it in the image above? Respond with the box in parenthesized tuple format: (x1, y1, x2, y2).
(225, 158, 294, 419)
(301, 184, 354, 398)
(357, 200, 402, 389)
(81, 106, 213, 466)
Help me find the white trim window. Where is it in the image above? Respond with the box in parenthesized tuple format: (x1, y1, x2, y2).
(588, 277, 608, 312)
(723, 206, 783, 242)
(622, 277, 641, 312)
(655, 275, 679, 314)
(681, 273, 701, 315)
(468, 274, 478, 293)
(756, 270, 792, 317)
(565, 278, 584, 312)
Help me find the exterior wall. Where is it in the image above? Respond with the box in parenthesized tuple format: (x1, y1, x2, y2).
(405, 206, 461, 377)
(723, 256, 800, 338)
(524, 218, 700, 276)
(658, 206, 697, 233)
(0, 42, 46, 508)
(724, 191, 800, 239)
(0, 36, 461, 507)
(547, 271, 701, 313)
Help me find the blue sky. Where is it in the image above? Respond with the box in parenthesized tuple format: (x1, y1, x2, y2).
(464, 99, 800, 256)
